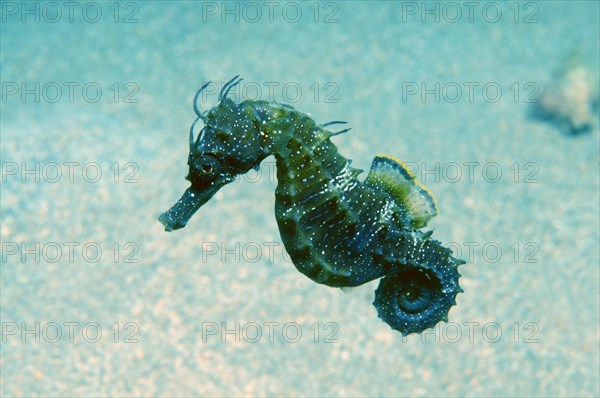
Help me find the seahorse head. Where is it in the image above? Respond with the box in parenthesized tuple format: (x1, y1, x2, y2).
(159, 76, 265, 231)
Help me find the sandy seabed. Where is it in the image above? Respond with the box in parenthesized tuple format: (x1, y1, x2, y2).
(1, 1, 599, 397)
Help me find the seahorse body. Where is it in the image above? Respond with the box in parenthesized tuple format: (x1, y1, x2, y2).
(159, 77, 465, 335)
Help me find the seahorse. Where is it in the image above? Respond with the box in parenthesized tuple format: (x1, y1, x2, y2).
(159, 76, 465, 335)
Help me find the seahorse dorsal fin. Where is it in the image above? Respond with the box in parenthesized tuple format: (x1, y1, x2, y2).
(364, 155, 438, 228)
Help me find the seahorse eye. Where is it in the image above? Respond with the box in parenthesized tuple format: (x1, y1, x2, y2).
(194, 156, 220, 177)
(201, 162, 213, 173)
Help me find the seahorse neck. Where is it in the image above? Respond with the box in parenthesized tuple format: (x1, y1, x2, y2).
(255, 102, 325, 158)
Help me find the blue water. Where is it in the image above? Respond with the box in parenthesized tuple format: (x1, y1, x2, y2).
(1, 1, 599, 396)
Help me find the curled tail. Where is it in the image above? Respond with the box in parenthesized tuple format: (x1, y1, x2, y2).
(361, 154, 464, 334)
(373, 236, 464, 335)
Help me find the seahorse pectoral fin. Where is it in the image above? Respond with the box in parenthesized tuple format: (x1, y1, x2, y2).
(364, 155, 438, 229)
(158, 184, 222, 231)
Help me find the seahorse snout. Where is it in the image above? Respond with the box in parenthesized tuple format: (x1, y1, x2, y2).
(159, 184, 221, 231)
